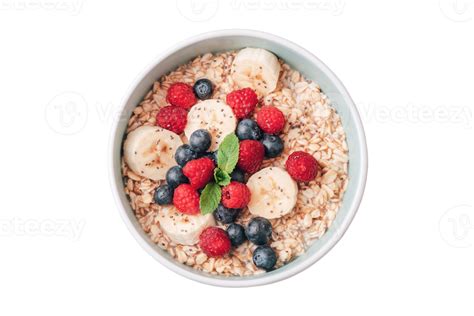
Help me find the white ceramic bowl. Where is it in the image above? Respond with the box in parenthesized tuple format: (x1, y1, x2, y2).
(109, 29, 368, 287)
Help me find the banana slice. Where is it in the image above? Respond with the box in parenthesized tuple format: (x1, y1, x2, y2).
(123, 125, 182, 181)
(232, 47, 281, 96)
(157, 205, 215, 245)
(246, 167, 298, 219)
(184, 99, 237, 151)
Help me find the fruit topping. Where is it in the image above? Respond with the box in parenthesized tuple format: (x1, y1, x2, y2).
(246, 167, 297, 219)
(166, 82, 197, 109)
(200, 151, 217, 165)
(226, 88, 258, 119)
(166, 165, 189, 189)
(213, 204, 241, 224)
(157, 205, 215, 246)
(193, 78, 213, 100)
(285, 151, 320, 182)
(227, 223, 247, 247)
(182, 157, 215, 190)
(237, 139, 264, 174)
(253, 245, 277, 271)
(256, 105, 285, 134)
(156, 105, 188, 134)
(229, 168, 245, 183)
(221, 181, 251, 209)
(245, 217, 272, 245)
(123, 126, 183, 181)
(189, 129, 211, 153)
(173, 184, 200, 215)
(199, 227, 231, 257)
(231, 48, 281, 96)
(261, 134, 284, 158)
(154, 184, 173, 205)
(175, 144, 198, 167)
(184, 99, 237, 151)
(236, 118, 263, 141)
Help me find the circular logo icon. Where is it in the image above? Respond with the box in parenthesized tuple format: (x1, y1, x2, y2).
(45, 92, 88, 135)
(439, 205, 473, 248)
(439, 0, 473, 22)
(176, 0, 219, 22)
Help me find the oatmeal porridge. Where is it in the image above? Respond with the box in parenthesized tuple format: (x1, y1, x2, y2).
(121, 48, 349, 276)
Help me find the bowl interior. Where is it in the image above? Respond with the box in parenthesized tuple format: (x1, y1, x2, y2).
(111, 31, 367, 287)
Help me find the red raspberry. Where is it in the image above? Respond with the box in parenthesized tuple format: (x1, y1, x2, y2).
(285, 151, 320, 182)
(256, 106, 286, 134)
(182, 157, 215, 190)
(226, 88, 258, 119)
(166, 82, 197, 110)
(199, 227, 231, 257)
(237, 140, 264, 174)
(173, 184, 200, 215)
(221, 181, 251, 209)
(156, 106, 187, 134)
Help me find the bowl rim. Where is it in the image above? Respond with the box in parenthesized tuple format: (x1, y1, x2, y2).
(109, 29, 368, 287)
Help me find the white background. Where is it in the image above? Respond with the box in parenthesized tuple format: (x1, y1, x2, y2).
(1, 0, 473, 315)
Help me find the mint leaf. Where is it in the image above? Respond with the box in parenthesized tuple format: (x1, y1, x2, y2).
(214, 168, 231, 186)
(217, 133, 239, 174)
(200, 182, 221, 215)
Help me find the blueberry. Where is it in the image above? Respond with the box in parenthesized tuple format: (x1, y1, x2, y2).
(189, 129, 211, 153)
(230, 168, 245, 183)
(261, 134, 284, 158)
(166, 166, 188, 189)
(213, 204, 241, 224)
(252, 245, 277, 271)
(245, 217, 272, 245)
(200, 151, 217, 165)
(193, 78, 213, 100)
(154, 184, 173, 205)
(175, 144, 198, 167)
(236, 119, 263, 141)
(227, 223, 247, 247)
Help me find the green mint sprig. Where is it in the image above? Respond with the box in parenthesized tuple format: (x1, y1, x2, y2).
(200, 133, 239, 215)
(214, 168, 231, 186)
(199, 182, 221, 215)
(217, 133, 239, 174)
